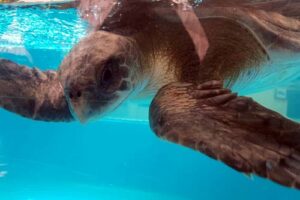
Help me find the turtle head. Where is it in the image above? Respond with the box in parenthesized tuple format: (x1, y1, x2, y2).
(59, 31, 140, 123)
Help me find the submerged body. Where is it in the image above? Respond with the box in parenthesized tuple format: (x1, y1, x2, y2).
(0, 0, 300, 189)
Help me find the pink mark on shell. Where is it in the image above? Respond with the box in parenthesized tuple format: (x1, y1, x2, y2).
(79, 0, 117, 27)
(173, 1, 209, 62)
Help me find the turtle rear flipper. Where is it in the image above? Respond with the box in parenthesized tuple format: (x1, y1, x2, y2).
(150, 80, 300, 189)
(0, 59, 73, 122)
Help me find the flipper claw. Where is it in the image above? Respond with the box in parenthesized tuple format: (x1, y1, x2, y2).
(203, 92, 237, 106)
(196, 80, 223, 90)
(192, 88, 231, 99)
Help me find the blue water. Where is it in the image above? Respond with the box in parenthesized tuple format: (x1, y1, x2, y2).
(0, 5, 87, 69)
(0, 4, 300, 200)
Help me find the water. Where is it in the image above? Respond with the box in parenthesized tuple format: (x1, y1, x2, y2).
(0, 2, 300, 200)
(0, 5, 87, 69)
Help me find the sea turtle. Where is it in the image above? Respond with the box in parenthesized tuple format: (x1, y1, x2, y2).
(0, 0, 300, 189)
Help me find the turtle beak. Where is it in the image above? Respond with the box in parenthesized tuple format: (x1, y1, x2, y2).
(68, 99, 90, 124)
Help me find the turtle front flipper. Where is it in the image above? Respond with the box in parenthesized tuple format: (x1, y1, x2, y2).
(0, 59, 73, 122)
(150, 80, 300, 189)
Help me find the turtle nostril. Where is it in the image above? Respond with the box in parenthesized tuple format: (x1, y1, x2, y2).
(69, 92, 74, 99)
(69, 90, 81, 99)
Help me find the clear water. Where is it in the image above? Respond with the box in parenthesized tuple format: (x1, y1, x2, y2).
(0, 5, 87, 69)
(0, 4, 300, 200)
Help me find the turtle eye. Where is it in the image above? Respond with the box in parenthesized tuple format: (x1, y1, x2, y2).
(101, 67, 113, 85)
(98, 58, 121, 93)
